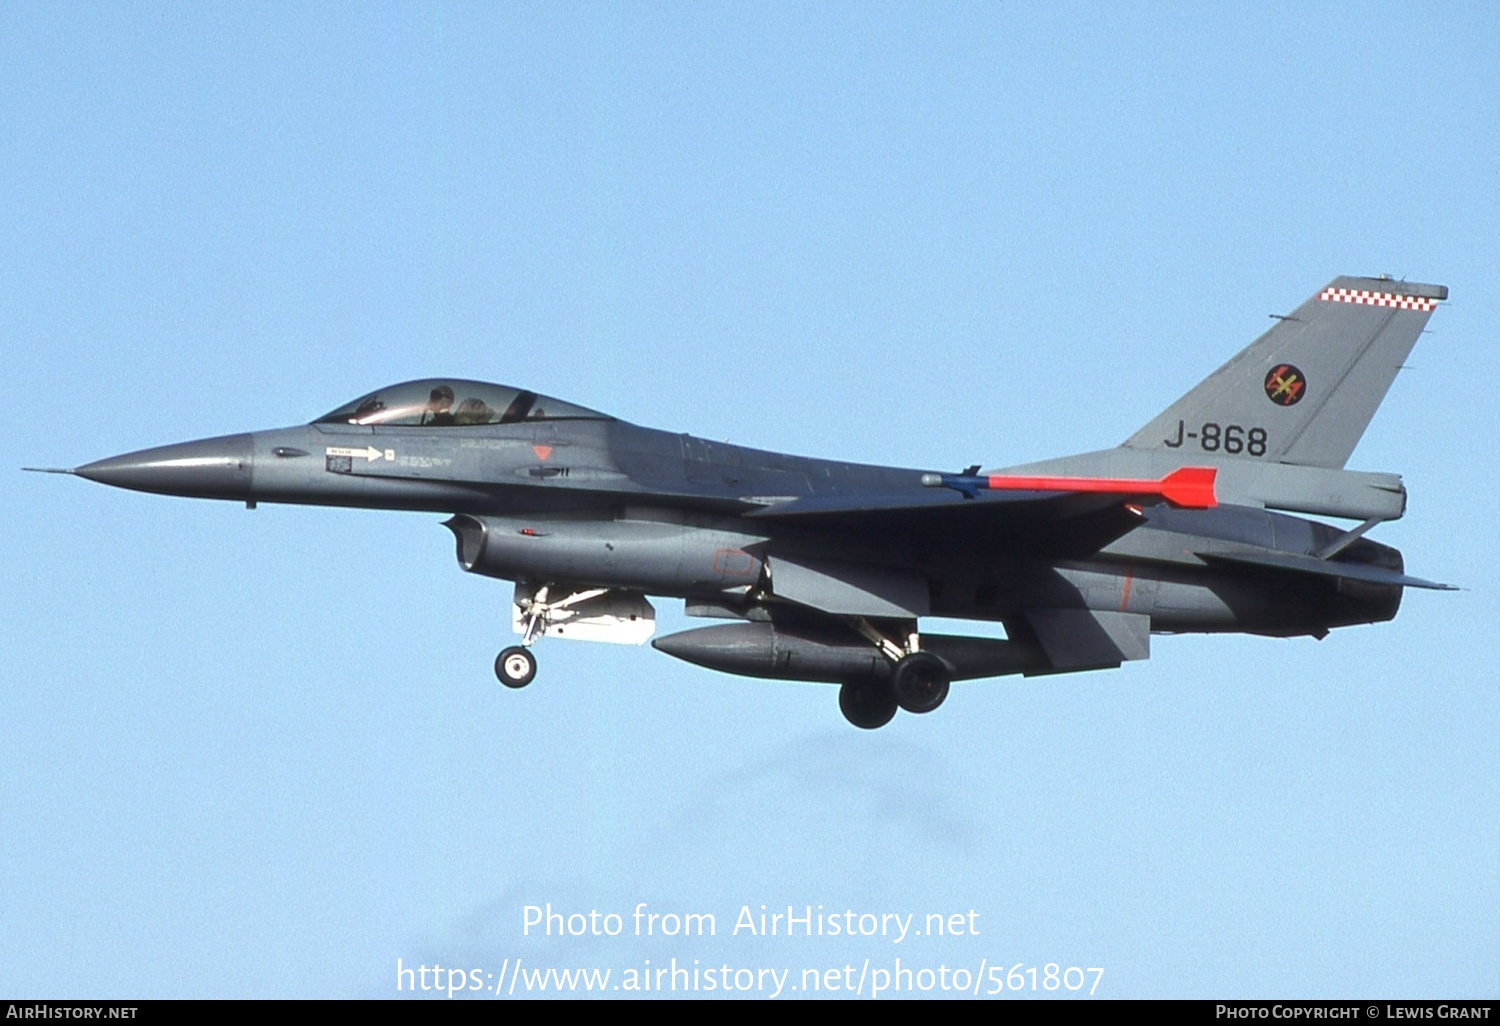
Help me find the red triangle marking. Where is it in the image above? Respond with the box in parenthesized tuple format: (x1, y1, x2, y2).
(532, 445, 552, 462)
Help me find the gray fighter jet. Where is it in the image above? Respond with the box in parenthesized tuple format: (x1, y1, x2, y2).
(34, 275, 1454, 728)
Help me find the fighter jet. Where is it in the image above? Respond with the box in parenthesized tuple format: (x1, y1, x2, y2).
(33, 275, 1454, 728)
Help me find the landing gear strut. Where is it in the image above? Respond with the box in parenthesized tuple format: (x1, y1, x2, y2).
(495, 646, 537, 688)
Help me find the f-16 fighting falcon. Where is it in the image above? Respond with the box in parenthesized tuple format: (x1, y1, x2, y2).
(33, 276, 1454, 728)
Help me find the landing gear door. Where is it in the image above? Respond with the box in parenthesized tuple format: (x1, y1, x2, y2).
(512, 583, 656, 645)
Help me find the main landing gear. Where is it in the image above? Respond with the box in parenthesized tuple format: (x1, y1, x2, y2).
(839, 619, 953, 729)
(839, 679, 898, 729)
(892, 651, 950, 714)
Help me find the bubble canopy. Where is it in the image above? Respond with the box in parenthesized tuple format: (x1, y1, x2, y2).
(314, 379, 612, 428)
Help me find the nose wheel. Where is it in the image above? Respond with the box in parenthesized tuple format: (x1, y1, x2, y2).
(495, 646, 537, 688)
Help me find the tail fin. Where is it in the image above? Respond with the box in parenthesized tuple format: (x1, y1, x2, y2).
(1124, 276, 1446, 469)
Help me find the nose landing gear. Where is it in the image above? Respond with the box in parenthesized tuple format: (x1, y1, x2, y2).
(491, 583, 659, 690)
(495, 646, 538, 688)
(492, 583, 561, 689)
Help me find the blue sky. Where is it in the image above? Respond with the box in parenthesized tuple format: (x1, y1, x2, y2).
(3, 2, 1497, 998)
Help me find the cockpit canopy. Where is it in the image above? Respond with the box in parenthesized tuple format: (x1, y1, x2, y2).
(314, 379, 612, 428)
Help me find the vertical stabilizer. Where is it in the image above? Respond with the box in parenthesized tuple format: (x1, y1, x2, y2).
(1124, 277, 1446, 469)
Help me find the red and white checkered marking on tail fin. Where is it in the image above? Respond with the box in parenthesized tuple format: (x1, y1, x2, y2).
(1318, 287, 1439, 312)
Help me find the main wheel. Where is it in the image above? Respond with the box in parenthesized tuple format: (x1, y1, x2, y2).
(495, 646, 537, 688)
(839, 680, 898, 729)
(892, 652, 950, 714)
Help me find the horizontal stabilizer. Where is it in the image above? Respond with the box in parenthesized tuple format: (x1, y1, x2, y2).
(1198, 549, 1456, 591)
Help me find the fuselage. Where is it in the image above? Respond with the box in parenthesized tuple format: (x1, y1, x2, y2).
(75, 408, 1404, 642)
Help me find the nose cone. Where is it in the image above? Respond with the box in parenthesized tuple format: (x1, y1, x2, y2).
(76, 433, 254, 500)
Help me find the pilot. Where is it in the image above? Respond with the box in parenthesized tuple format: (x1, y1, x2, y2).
(454, 397, 494, 425)
(421, 385, 456, 426)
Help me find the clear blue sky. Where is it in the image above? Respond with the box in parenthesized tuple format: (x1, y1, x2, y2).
(3, 2, 1496, 999)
